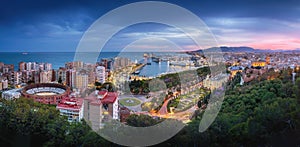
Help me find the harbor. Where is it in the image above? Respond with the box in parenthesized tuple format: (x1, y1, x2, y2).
(127, 53, 203, 78)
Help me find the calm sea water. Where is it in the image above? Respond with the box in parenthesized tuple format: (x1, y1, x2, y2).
(0, 52, 190, 77)
(0, 52, 118, 70)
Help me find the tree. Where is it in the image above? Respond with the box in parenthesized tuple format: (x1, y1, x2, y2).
(95, 81, 102, 86)
(101, 82, 116, 92)
(197, 100, 202, 108)
(295, 77, 300, 103)
(0, 98, 111, 146)
(280, 70, 291, 83)
(58, 77, 62, 84)
(27, 80, 35, 85)
(126, 114, 160, 127)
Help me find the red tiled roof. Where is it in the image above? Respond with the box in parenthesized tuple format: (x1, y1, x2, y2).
(84, 91, 118, 105)
(98, 90, 108, 95)
(56, 98, 83, 111)
(101, 92, 118, 104)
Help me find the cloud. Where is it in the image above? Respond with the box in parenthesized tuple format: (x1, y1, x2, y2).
(204, 17, 300, 49)
(1, 0, 300, 51)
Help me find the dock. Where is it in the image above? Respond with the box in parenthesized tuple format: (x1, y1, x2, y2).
(131, 63, 146, 74)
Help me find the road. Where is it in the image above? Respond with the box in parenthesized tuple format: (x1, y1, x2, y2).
(157, 98, 171, 115)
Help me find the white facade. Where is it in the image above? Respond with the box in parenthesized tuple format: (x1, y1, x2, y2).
(58, 106, 84, 122)
(44, 63, 52, 71)
(1, 88, 22, 100)
(112, 99, 119, 119)
(95, 66, 106, 84)
(38, 63, 44, 71)
(25, 62, 38, 71)
(10, 71, 22, 85)
(57, 99, 84, 123)
(26, 62, 32, 71)
(67, 69, 76, 88)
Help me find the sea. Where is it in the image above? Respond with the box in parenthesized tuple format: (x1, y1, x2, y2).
(0, 52, 192, 77)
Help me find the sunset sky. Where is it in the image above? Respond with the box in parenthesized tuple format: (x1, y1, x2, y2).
(0, 0, 300, 52)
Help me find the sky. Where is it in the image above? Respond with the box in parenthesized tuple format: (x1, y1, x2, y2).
(0, 0, 300, 52)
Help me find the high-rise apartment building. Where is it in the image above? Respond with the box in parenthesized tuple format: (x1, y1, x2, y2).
(66, 69, 76, 88)
(75, 73, 88, 89)
(95, 66, 106, 84)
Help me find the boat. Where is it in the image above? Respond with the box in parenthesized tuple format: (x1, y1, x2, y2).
(147, 62, 151, 65)
(152, 57, 161, 63)
(143, 53, 148, 58)
(133, 70, 140, 74)
(161, 58, 169, 61)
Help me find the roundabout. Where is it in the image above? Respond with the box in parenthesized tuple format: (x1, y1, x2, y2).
(119, 98, 142, 107)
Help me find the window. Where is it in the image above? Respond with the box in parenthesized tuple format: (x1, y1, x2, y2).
(103, 104, 108, 110)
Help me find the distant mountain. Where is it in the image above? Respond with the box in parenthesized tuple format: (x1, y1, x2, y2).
(219, 46, 257, 52)
(188, 46, 257, 53)
(188, 46, 300, 53)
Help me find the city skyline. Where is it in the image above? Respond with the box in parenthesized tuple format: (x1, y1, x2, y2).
(1, 0, 300, 52)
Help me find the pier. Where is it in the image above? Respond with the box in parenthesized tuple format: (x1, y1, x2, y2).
(131, 63, 146, 74)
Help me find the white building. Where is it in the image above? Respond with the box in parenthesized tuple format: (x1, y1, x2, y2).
(66, 69, 76, 88)
(95, 66, 106, 84)
(44, 63, 52, 71)
(1, 88, 22, 100)
(26, 62, 38, 71)
(26, 62, 32, 71)
(38, 63, 44, 71)
(56, 98, 84, 122)
(10, 71, 22, 85)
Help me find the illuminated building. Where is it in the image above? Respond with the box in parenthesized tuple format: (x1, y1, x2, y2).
(84, 90, 119, 130)
(56, 98, 84, 122)
(95, 66, 106, 84)
(251, 60, 266, 67)
(266, 56, 271, 65)
(228, 66, 244, 77)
